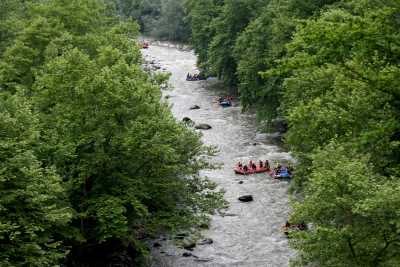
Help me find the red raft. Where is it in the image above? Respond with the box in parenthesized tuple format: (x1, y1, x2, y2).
(234, 166, 272, 175)
(141, 42, 149, 49)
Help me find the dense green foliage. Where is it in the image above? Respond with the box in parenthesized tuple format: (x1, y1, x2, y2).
(0, 0, 222, 266)
(185, 0, 400, 266)
(115, 0, 190, 42)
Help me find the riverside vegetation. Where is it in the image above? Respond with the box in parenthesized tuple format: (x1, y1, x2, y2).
(0, 0, 224, 266)
(184, 0, 400, 266)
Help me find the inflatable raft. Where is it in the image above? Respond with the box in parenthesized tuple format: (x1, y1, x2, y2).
(269, 169, 292, 179)
(141, 42, 149, 49)
(186, 75, 206, 81)
(219, 100, 232, 107)
(234, 166, 272, 175)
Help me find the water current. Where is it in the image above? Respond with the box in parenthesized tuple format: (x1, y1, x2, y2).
(142, 43, 295, 267)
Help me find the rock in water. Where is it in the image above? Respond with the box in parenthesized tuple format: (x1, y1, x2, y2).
(182, 252, 193, 257)
(238, 181, 244, 184)
(182, 117, 192, 123)
(198, 238, 213, 245)
(238, 195, 253, 202)
(195, 258, 213, 262)
(195, 123, 212, 130)
(190, 105, 200, 110)
(182, 117, 195, 126)
(153, 242, 162, 248)
(183, 242, 196, 251)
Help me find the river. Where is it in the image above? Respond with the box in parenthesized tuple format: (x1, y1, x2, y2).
(142, 43, 295, 267)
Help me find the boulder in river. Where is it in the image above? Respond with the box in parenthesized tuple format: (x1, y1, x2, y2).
(195, 123, 212, 130)
(198, 238, 213, 245)
(153, 242, 162, 248)
(199, 222, 209, 229)
(182, 252, 193, 257)
(190, 105, 200, 110)
(194, 257, 213, 262)
(238, 181, 244, 184)
(238, 195, 253, 202)
(183, 241, 196, 251)
(182, 117, 195, 126)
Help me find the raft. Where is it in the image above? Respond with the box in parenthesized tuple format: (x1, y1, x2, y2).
(186, 76, 206, 81)
(269, 169, 292, 179)
(219, 100, 232, 107)
(141, 42, 149, 49)
(234, 166, 272, 175)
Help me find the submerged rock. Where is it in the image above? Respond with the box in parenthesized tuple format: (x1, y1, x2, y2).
(183, 241, 196, 251)
(194, 257, 213, 262)
(182, 252, 193, 257)
(198, 238, 213, 245)
(238, 195, 253, 202)
(182, 117, 195, 127)
(190, 105, 201, 110)
(220, 212, 237, 217)
(153, 242, 162, 248)
(195, 123, 212, 130)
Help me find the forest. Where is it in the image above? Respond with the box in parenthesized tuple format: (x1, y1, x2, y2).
(1, 0, 400, 266)
(0, 0, 223, 266)
(114, 0, 190, 42)
(184, 0, 400, 266)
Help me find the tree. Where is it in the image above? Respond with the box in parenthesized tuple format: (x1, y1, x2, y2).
(280, 0, 400, 265)
(184, 0, 223, 72)
(290, 144, 400, 267)
(0, 0, 224, 265)
(207, 0, 265, 86)
(0, 94, 72, 266)
(151, 0, 190, 41)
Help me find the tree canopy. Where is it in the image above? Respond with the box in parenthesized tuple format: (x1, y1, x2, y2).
(0, 0, 223, 266)
(185, 0, 400, 265)
(115, 0, 190, 42)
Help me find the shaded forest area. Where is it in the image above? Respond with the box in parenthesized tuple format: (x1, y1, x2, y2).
(114, 0, 190, 42)
(185, 0, 400, 266)
(0, 0, 223, 266)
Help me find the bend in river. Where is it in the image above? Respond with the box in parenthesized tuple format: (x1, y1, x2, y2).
(143, 43, 295, 267)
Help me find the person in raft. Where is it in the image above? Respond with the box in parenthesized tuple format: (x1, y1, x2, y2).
(275, 163, 282, 174)
(264, 160, 270, 170)
(237, 162, 243, 168)
(259, 160, 263, 168)
(252, 162, 257, 170)
(243, 165, 249, 172)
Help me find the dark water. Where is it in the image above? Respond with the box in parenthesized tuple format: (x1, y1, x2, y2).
(142, 43, 295, 267)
